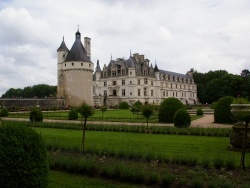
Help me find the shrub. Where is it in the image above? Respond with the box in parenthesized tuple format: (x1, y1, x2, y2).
(214, 96, 234, 123)
(173, 109, 191, 128)
(0, 124, 48, 187)
(196, 109, 203, 116)
(210, 102, 217, 109)
(119, 101, 129, 109)
(158, 98, 184, 123)
(29, 107, 43, 122)
(0, 107, 8, 117)
(68, 109, 78, 120)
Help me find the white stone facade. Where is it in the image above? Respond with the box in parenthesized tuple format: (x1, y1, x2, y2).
(93, 53, 197, 107)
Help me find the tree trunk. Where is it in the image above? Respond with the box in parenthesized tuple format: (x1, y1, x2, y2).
(81, 117, 87, 153)
(146, 118, 149, 134)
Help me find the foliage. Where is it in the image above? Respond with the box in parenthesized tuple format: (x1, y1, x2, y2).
(0, 124, 48, 187)
(158, 97, 184, 123)
(68, 109, 78, 120)
(232, 97, 250, 104)
(1, 84, 57, 98)
(141, 104, 154, 132)
(193, 70, 250, 104)
(196, 109, 203, 116)
(0, 107, 8, 117)
(77, 103, 94, 153)
(119, 101, 129, 109)
(214, 96, 234, 123)
(210, 102, 217, 109)
(30, 107, 43, 122)
(173, 109, 191, 128)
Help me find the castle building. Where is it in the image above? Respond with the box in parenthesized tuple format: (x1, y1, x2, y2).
(57, 29, 94, 106)
(57, 29, 197, 107)
(93, 53, 197, 107)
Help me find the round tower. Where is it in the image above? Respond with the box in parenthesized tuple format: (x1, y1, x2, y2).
(57, 29, 94, 106)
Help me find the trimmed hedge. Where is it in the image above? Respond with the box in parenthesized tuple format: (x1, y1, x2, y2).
(214, 96, 234, 124)
(68, 109, 78, 120)
(196, 109, 203, 116)
(158, 98, 184, 123)
(30, 107, 43, 122)
(173, 109, 191, 128)
(0, 124, 48, 187)
(119, 101, 129, 109)
(0, 108, 8, 117)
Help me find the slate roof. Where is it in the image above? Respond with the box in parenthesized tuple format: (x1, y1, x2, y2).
(64, 30, 91, 62)
(159, 69, 191, 78)
(57, 37, 69, 52)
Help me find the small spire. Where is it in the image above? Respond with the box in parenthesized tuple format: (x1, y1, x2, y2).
(77, 25, 79, 32)
(130, 49, 132, 57)
(110, 54, 112, 60)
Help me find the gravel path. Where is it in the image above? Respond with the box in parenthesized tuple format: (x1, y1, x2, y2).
(2, 114, 233, 128)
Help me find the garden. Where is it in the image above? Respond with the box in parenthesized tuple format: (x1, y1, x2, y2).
(1, 97, 250, 187)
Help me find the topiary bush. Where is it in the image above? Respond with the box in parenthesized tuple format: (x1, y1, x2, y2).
(0, 107, 8, 117)
(173, 109, 191, 128)
(210, 102, 217, 109)
(0, 124, 48, 187)
(119, 101, 129, 109)
(68, 109, 79, 120)
(158, 97, 184, 123)
(30, 107, 43, 122)
(214, 96, 234, 123)
(196, 109, 203, 116)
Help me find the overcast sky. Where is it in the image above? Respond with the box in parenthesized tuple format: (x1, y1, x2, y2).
(0, 0, 250, 96)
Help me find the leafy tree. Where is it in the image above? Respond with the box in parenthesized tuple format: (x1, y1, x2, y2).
(214, 96, 234, 123)
(100, 106, 107, 119)
(131, 100, 143, 118)
(0, 108, 8, 117)
(142, 104, 154, 133)
(30, 107, 43, 122)
(77, 103, 94, 153)
(68, 109, 78, 120)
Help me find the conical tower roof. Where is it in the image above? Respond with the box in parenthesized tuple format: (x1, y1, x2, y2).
(57, 37, 69, 52)
(65, 29, 91, 62)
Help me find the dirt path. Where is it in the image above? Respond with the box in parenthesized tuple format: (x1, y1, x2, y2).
(2, 114, 233, 128)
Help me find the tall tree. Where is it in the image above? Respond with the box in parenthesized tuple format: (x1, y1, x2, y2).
(77, 103, 94, 153)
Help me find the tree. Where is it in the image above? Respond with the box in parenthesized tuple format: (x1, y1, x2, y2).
(142, 104, 154, 133)
(77, 103, 94, 153)
(131, 100, 142, 118)
(100, 106, 107, 119)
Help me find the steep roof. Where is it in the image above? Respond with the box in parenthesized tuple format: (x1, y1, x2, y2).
(159, 69, 191, 78)
(95, 60, 102, 72)
(64, 29, 91, 62)
(57, 37, 69, 52)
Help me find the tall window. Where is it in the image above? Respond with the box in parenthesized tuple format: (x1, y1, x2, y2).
(144, 78, 148, 84)
(151, 81, 153, 86)
(104, 81, 107, 86)
(138, 89, 141, 96)
(144, 88, 147, 96)
(151, 90, 154, 96)
(122, 89, 125, 96)
(138, 79, 140, 85)
(113, 81, 116, 85)
(104, 90, 107, 96)
(113, 90, 117, 96)
(122, 80, 125, 85)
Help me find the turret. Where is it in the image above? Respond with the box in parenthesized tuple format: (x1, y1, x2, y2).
(95, 60, 101, 81)
(154, 63, 160, 80)
(57, 37, 69, 64)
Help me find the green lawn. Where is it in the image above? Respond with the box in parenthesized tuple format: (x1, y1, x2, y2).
(35, 127, 248, 164)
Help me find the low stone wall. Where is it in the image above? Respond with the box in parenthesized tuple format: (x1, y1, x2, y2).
(0, 98, 65, 109)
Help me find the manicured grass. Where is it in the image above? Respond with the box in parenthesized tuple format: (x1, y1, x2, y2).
(49, 170, 138, 188)
(34, 127, 248, 165)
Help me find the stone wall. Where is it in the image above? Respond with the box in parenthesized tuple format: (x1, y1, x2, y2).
(0, 98, 65, 109)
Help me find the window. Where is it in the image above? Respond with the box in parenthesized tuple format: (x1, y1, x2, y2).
(130, 92, 132, 96)
(151, 81, 153, 86)
(163, 91, 165, 97)
(122, 80, 125, 85)
(130, 71, 132, 75)
(130, 81, 132, 84)
(151, 90, 154, 96)
(104, 90, 107, 96)
(113, 81, 116, 85)
(144, 78, 148, 84)
(104, 81, 107, 87)
(89, 64, 91, 68)
(138, 89, 141, 96)
(138, 79, 140, 85)
(122, 89, 125, 96)
(144, 88, 147, 96)
(63, 54, 65, 58)
(65, 63, 66, 66)
(81, 63, 83, 66)
(72, 63, 74, 66)
(113, 90, 117, 96)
